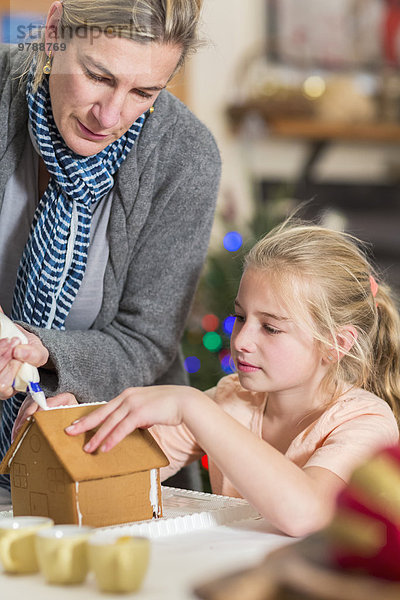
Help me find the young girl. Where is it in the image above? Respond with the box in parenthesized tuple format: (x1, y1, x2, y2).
(66, 221, 400, 537)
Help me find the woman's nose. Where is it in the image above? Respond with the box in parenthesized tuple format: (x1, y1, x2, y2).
(91, 90, 125, 130)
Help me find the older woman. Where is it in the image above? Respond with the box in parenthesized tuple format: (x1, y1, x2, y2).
(0, 0, 220, 493)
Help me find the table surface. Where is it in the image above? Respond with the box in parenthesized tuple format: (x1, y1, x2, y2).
(0, 489, 292, 600)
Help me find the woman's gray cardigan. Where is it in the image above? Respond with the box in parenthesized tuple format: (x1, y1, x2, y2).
(0, 45, 221, 402)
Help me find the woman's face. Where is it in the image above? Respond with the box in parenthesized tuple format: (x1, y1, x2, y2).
(47, 33, 182, 156)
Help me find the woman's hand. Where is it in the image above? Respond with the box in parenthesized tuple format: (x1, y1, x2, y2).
(65, 385, 193, 453)
(0, 337, 21, 400)
(12, 325, 49, 368)
(0, 326, 50, 401)
(11, 392, 78, 442)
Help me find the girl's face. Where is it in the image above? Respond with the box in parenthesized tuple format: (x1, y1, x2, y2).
(230, 268, 326, 396)
(47, 34, 182, 156)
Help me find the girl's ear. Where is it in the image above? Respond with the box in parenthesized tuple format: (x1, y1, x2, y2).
(327, 325, 358, 362)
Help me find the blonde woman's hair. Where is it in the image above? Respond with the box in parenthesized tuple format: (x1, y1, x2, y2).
(21, 0, 203, 91)
(245, 219, 400, 424)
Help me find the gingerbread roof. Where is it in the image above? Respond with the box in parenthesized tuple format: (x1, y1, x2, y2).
(0, 403, 169, 480)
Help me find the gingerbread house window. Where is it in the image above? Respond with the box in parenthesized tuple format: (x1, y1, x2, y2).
(13, 462, 27, 489)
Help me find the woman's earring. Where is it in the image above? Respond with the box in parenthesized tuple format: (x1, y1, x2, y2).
(43, 51, 52, 75)
(149, 106, 155, 114)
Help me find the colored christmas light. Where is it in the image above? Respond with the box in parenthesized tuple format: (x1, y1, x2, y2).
(184, 356, 201, 374)
(203, 332, 222, 352)
(221, 354, 235, 374)
(223, 315, 236, 336)
(201, 314, 219, 332)
(219, 348, 230, 360)
(223, 231, 243, 252)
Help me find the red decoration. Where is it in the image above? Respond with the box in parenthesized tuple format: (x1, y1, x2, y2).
(330, 445, 400, 580)
(383, 0, 400, 65)
(201, 454, 209, 470)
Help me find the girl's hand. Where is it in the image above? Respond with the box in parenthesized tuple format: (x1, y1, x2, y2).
(0, 337, 21, 400)
(65, 386, 190, 453)
(11, 392, 78, 442)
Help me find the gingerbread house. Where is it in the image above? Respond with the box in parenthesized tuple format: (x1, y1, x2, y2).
(0, 404, 169, 527)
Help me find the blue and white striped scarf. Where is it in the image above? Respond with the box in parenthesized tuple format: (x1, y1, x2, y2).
(0, 67, 147, 488)
(14, 72, 146, 328)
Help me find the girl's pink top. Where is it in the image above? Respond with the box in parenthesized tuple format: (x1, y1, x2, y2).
(151, 374, 399, 498)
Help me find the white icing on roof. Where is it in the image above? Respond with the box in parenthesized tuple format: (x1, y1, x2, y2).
(7, 425, 32, 467)
(45, 402, 107, 410)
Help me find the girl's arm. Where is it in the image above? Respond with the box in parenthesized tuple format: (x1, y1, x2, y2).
(66, 386, 345, 537)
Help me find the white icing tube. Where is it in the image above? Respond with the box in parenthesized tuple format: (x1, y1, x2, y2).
(0, 312, 48, 409)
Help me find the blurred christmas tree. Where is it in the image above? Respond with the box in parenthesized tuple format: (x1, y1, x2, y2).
(182, 190, 294, 489)
(182, 189, 294, 390)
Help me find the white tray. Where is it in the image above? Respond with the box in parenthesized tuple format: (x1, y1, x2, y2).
(0, 486, 260, 538)
(94, 487, 260, 538)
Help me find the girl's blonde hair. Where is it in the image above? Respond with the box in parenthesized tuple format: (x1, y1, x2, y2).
(23, 0, 202, 91)
(245, 219, 400, 423)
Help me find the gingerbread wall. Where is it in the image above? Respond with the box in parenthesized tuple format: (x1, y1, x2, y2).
(10, 421, 76, 524)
